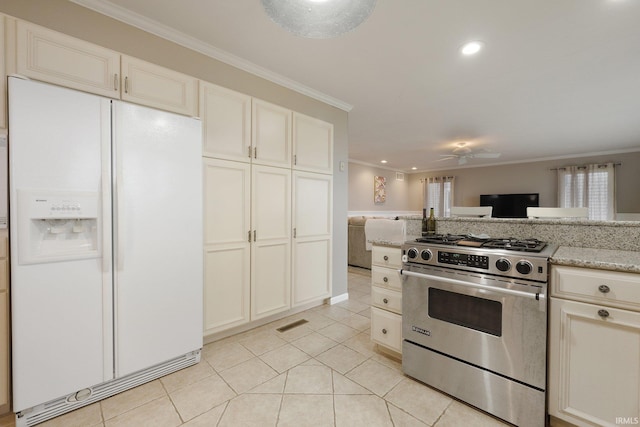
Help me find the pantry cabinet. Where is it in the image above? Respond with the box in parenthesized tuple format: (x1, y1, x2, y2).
(548, 265, 640, 427)
(0, 233, 9, 415)
(15, 20, 120, 98)
(292, 112, 333, 174)
(120, 56, 198, 117)
(370, 244, 403, 354)
(203, 159, 292, 334)
(201, 82, 252, 162)
(252, 99, 292, 168)
(14, 21, 198, 116)
(203, 159, 251, 334)
(292, 171, 333, 306)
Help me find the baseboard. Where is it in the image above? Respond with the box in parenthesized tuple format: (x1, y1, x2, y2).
(329, 293, 349, 305)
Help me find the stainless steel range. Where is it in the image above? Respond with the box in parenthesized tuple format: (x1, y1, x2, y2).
(400, 234, 556, 427)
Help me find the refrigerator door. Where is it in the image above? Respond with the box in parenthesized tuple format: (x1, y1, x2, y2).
(8, 78, 114, 411)
(112, 101, 203, 377)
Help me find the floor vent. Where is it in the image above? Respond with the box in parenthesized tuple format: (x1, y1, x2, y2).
(276, 319, 308, 333)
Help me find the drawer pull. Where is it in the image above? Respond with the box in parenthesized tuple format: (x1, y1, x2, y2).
(383, 255, 389, 261)
(383, 298, 389, 304)
(383, 277, 389, 283)
(597, 309, 610, 318)
(598, 285, 610, 294)
(382, 328, 388, 334)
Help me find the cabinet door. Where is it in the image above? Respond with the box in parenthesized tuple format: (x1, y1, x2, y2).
(292, 172, 332, 306)
(370, 307, 402, 353)
(252, 99, 291, 168)
(203, 159, 251, 334)
(16, 21, 120, 98)
(251, 165, 291, 320)
(0, 291, 7, 411)
(201, 82, 251, 162)
(121, 56, 198, 117)
(548, 298, 640, 427)
(293, 112, 333, 174)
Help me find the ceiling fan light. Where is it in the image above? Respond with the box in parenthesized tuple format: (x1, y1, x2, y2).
(261, 0, 377, 39)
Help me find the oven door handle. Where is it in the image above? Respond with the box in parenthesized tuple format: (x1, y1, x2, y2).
(398, 269, 544, 301)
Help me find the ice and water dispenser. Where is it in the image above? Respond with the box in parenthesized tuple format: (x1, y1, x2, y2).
(17, 190, 100, 264)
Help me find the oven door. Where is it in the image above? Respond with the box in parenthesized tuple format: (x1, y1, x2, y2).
(401, 264, 547, 390)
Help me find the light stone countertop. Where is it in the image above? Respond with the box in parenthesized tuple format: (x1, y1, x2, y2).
(550, 246, 640, 273)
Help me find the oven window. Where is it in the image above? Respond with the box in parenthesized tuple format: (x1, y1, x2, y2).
(428, 288, 502, 336)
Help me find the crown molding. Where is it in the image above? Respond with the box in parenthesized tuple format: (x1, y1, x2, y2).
(70, 0, 353, 112)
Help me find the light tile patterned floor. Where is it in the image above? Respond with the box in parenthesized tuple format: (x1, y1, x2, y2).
(0, 267, 510, 427)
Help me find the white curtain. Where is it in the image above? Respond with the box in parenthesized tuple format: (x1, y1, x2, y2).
(423, 176, 455, 217)
(557, 163, 616, 220)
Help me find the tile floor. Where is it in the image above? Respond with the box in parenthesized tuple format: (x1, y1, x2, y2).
(0, 267, 509, 427)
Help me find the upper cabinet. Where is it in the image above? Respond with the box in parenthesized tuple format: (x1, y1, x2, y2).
(121, 56, 198, 117)
(16, 20, 120, 98)
(1, 15, 7, 132)
(252, 99, 292, 168)
(201, 82, 252, 162)
(14, 21, 197, 116)
(293, 112, 333, 174)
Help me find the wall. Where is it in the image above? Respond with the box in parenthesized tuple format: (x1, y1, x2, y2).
(0, 0, 350, 296)
(407, 151, 640, 214)
(348, 162, 411, 213)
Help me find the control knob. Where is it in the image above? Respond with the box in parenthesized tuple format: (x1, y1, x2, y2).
(495, 258, 511, 272)
(516, 260, 533, 275)
(420, 249, 432, 261)
(407, 248, 419, 259)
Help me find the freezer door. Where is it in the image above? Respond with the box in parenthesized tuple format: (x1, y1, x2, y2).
(112, 101, 203, 377)
(8, 78, 114, 411)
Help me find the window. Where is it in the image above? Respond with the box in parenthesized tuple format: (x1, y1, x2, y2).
(557, 163, 616, 220)
(423, 176, 455, 217)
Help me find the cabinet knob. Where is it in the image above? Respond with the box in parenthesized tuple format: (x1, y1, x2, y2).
(383, 298, 389, 304)
(383, 255, 389, 261)
(597, 309, 610, 318)
(382, 328, 387, 334)
(598, 285, 610, 293)
(383, 277, 389, 283)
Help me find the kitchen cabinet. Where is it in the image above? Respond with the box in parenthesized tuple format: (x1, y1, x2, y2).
(0, 233, 9, 415)
(548, 265, 640, 427)
(14, 20, 198, 116)
(203, 159, 292, 334)
(292, 112, 333, 174)
(292, 171, 333, 306)
(201, 82, 252, 162)
(251, 165, 291, 320)
(370, 244, 403, 354)
(15, 20, 120, 98)
(252, 99, 292, 168)
(203, 159, 251, 334)
(120, 55, 198, 117)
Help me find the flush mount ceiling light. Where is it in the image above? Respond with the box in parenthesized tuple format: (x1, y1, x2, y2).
(460, 41, 484, 56)
(261, 0, 377, 39)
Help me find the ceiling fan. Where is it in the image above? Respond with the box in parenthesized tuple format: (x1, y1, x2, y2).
(437, 143, 501, 165)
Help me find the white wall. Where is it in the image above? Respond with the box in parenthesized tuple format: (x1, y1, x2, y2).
(348, 162, 411, 213)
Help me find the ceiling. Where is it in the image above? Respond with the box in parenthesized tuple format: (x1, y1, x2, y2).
(72, 0, 640, 172)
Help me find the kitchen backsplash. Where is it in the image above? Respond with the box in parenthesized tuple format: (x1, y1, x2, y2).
(402, 216, 640, 252)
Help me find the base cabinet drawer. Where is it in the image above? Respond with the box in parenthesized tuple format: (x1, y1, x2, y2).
(371, 266, 401, 290)
(371, 307, 402, 353)
(372, 286, 401, 314)
(372, 245, 402, 269)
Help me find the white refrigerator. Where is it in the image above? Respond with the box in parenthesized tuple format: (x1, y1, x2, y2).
(8, 77, 203, 425)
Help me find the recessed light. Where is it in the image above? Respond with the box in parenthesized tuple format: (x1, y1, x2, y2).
(380, 160, 388, 164)
(411, 167, 417, 170)
(461, 41, 484, 56)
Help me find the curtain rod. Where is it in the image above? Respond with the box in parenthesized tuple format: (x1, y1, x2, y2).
(550, 162, 621, 171)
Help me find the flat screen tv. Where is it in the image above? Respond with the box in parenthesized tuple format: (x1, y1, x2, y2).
(480, 193, 539, 218)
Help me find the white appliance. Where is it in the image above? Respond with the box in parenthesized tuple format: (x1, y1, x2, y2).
(8, 77, 203, 426)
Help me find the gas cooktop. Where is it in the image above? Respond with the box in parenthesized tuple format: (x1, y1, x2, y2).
(415, 234, 548, 253)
